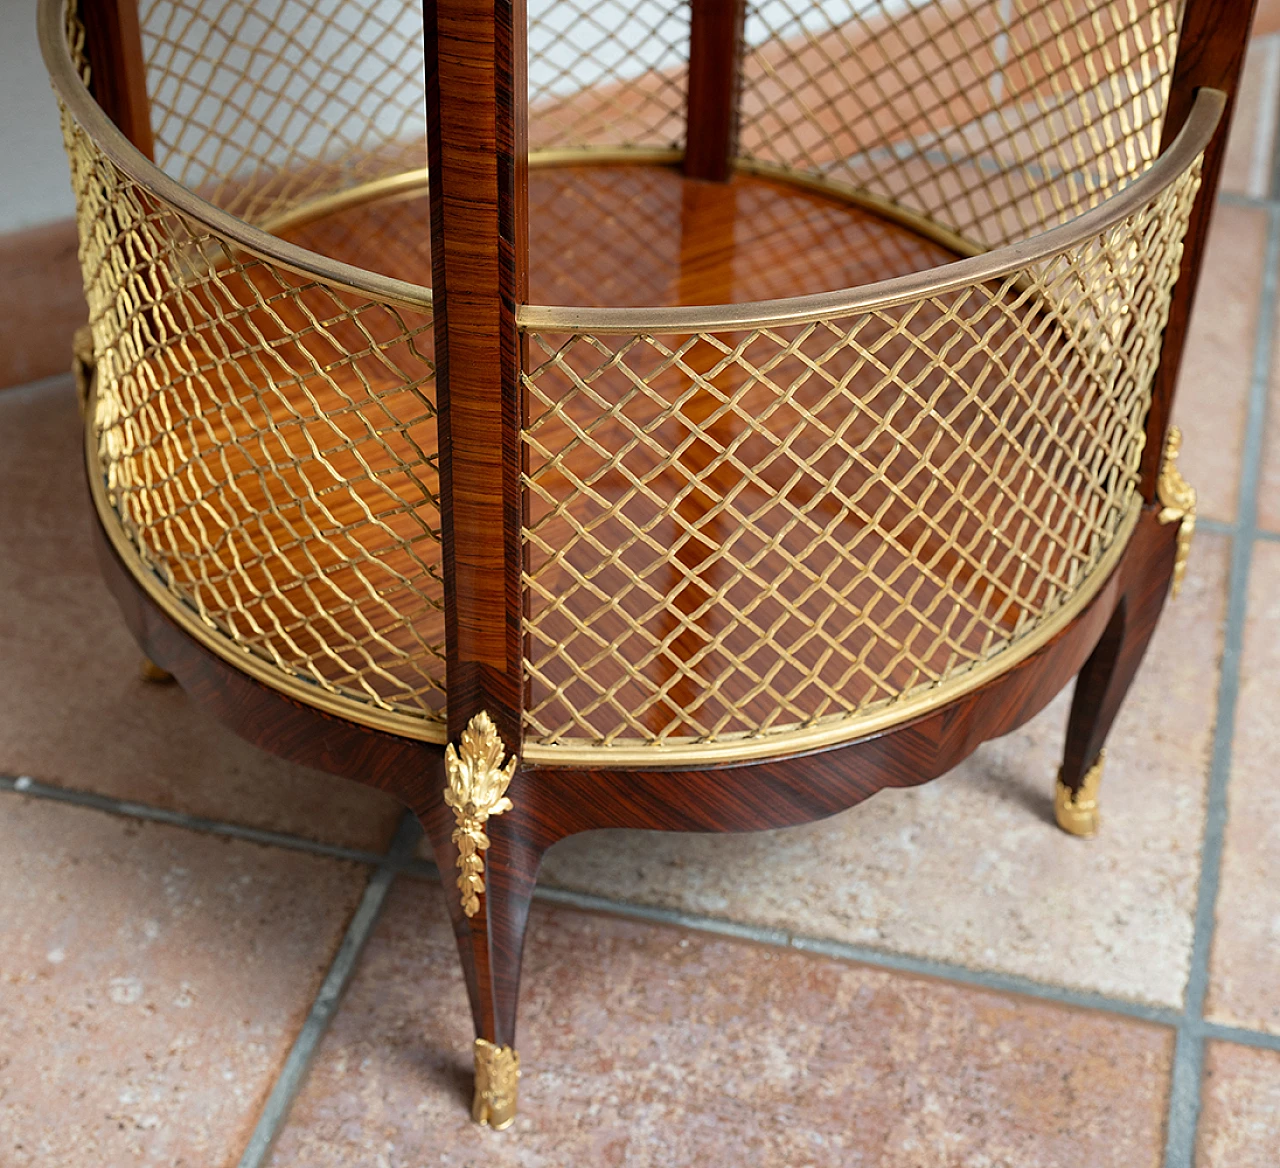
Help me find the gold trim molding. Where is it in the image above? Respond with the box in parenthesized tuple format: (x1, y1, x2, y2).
(472, 1039, 520, 1129)
(1157, 425, 1197, 599)
(40, 0, 1221, 336)
(1055, 750, 1105, 838)
(518, 91, 1222, 335)
(444, 712, 517, 918)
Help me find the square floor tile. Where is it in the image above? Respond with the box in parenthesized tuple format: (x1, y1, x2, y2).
(1197, 1041, 1280, 1168)
(0, 795, 368, 1167)
(269, 879, 1174, 1168)
(0, 378, 403, 851)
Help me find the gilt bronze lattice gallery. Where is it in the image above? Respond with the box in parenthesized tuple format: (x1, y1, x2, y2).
(44, 0, 1254, 1126)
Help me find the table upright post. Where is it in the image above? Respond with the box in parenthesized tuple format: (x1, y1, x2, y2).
(80, 0, 154, 159)
(422, 0, 532, 1129)
(425, 0, 529, 754)
(684, 0, 747, 181)
(1141, 0, 1258, 497)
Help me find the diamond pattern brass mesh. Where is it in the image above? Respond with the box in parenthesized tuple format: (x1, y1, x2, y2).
(739, 0, 1179, 249)
(61, 108, 446, 730)
(130, 0, 1179, 243)
(53, 0, 1211, 757)
(521, 160, 1202, 749)
(136, 0, 692, 212)
(137, 0, 428, 225)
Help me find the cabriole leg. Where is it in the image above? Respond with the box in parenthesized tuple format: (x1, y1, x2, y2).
(418, 713, 541, 1129)
(1057, 512, 1185, 836)
(1058, 434, 1196, 837)
(139, 657, 174, 683)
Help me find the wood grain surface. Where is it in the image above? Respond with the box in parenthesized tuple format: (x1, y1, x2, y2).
(80, 0, 154, 160)
(1140, 0, 1259, 497)
(684, 0, 747, 181)
(424, 0, 527, 752)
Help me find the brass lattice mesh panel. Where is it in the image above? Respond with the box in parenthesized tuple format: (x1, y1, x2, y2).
(528, 0, 690, 151)
(61, 110, 447, 729)
(521, 160, 1201, 749)
(739, 0, 1179, 249)
(51, 0, 1214, 756)
(130, 0, 1183, 250)
(138, 0, 428, 225)
(136, 0, 693, 216)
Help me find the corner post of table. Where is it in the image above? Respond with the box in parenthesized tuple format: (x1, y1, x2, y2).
(684, 0, 748, 182)
(79, 0, 155, 159)
(1139, 0, 1258, 498)
(422, 0, 534, 1128)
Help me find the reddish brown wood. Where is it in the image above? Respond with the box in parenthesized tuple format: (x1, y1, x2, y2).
(424, 0, 527, 753)
(684, 0, 747, 181)
(80, 0, 154, 160)
(283, 164, 958, 304)
(1060, 516, 1177, 791)
(418, 793, 542, 1047)
(92, 475, 1172, 815)
(422, 0, 529, 1053)
(1140, 0, 1259, 498)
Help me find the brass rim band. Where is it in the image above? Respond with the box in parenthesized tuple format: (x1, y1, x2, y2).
(520, 89, 1223, 333)
(40, 0, 1222, 332)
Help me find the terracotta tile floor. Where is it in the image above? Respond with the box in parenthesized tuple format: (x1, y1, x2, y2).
(8, 28, 1280, 1168)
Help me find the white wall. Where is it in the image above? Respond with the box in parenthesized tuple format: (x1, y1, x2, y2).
(0, 0, 77, 233)
(0, 0, 887, 235)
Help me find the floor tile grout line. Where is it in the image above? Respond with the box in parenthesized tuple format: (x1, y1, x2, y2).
(530, 882, 1185, 1027)
(406, 859, 1194, 1028)
(0, 773, 388, 867)
(1220, 188, 1280, 210)
(1197, 1020, 1280, 1053)
(13, 751, 1268, 1058)
(0, 369, 77, 398)
(408, 859, 1280, 1040)
(236, 811, 423, 1168)
(1252, 34, 1280, 200)
(1172, 517, 1280, 545)
(1162, 197, 1280, 1168)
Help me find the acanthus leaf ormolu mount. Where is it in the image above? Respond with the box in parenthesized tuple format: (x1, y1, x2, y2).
(45, 0, 1252, 1129)
(444, 711, 517, 919)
